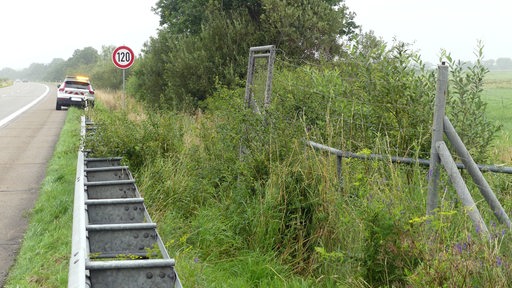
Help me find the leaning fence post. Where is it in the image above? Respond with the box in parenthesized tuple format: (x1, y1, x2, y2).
(427, 63, 449, 216)
(444, 116, 512, 228)
(436, 141, 490, 238)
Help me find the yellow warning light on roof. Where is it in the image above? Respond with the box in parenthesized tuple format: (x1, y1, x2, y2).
(66, 75, 89, 81)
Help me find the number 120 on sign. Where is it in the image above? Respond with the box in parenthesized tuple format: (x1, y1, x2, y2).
(112, 46, 135, 69)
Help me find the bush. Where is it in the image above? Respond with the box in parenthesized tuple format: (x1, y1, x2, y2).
(442, 43, 502, 162)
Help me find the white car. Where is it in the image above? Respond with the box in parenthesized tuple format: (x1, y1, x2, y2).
(56, 76, 95, 110)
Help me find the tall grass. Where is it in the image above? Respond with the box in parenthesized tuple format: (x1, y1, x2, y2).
(4, 71, 512, 287)
(4, 68, 508, 287)
(85, 80, 512, 287)
(88, 90, 320, 286)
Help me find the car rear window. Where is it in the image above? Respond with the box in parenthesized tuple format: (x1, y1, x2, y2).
(65, 81, 89, 89)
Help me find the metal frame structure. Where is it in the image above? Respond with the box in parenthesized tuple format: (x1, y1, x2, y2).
(244, 45, 276, 113)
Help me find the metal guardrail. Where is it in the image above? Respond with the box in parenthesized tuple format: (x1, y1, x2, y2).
(68, 116, 182, 287)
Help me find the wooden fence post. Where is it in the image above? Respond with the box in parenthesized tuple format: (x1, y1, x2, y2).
(436, 141, 490, 237)
(427, 63, 449, 216)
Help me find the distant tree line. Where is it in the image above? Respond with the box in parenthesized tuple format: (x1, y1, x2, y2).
(423, 57, 512, 71)
(483, 57, 512, 70)
(0, 46, 126, 89)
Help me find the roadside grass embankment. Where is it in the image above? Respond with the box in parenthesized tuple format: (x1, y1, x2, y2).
(84, 82, 512, 287)
(0, 79, 12, 88)
(4, 69, 512, 287)
(4, 107, 81, 287)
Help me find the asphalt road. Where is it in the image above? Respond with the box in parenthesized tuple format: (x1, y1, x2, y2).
(0, 82, 67, 285)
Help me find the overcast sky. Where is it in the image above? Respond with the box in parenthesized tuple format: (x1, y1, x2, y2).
(0, 0, 160, 70)
(344, 0, 512, 64)
(2, 1, 510, 70)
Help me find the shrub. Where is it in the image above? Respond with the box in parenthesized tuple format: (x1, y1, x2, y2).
(442, 43, 502, 162)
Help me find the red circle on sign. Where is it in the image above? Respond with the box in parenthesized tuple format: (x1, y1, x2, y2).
(112, 46, 135, 69)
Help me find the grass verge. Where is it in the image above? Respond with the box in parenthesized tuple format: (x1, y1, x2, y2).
(3, 108, 81, 287)
(85, 87, 512, 287)
(3, 68, 512, 287)
(0, 79, 12, 88)
(484, 71, 512, 163)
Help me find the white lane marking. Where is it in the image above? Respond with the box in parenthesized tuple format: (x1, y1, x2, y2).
(0, 85, 50, 128)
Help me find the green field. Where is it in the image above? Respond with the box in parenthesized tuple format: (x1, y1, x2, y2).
(483, 71, 512, 163)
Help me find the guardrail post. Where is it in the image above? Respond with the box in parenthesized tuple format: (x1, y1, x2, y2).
(427, 63, 448, 216)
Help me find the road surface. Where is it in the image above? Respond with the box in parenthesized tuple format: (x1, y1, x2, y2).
(0, 82, 67, 285)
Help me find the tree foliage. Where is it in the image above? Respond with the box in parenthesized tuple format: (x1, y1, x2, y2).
(495, 57, 512, 70)
(268, 33, 436, 158)
(442, 43, 501, 162)
(131, 0, 358, 109)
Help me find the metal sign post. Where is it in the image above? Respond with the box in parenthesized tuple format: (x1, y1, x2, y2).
(122, 69, 126, 108)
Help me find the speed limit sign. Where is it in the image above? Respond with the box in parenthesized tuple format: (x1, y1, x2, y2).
(112, 46, 135, 69)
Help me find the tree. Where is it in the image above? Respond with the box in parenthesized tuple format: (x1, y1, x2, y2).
(127, 33, 176, 108)
(139, 0, 358, 109)
(442, 44, 501, 162)
(155, 0, 357, 60)
(495, 57, 512, 70)
(155, 0, 210, 35)
(66, 47, 100, 74)
(0, 67, 19, 80)
(23, 63, 47, 81)
(44, 58, 66, 81)
(260, 0, 356, 59)
(89, 46, 124, 89)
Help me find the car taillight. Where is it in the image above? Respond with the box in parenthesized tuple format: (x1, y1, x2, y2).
(58, 83, 65, 92)
(88, 85, 95, 94)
